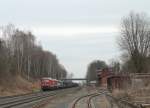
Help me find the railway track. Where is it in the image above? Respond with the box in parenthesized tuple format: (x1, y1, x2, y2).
(70, 92, 103, 108)
(1, 87, 149, 108)
(87, 93, 104, 108)
(70, 88, 149, 108)
(0, 87, 80, 108)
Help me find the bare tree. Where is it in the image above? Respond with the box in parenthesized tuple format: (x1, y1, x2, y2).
(0, 24, 68, 82)
(119, 12, 150, 73)
(109, 59, 120, 74)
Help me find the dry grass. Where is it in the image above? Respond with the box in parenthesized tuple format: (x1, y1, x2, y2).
(0, 76, 40, 96)
(112, 89, 132, 100)
(128, 87, 150, 103)
(112, 86, 150, 103)
(129, 87, 150, 97)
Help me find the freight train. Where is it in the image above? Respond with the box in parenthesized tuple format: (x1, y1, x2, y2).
(41, 77, 78, 91)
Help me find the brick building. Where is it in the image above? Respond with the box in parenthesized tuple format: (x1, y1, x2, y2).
(97, 68, 130, 90)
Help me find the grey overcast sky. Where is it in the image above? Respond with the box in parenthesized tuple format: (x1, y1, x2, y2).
(0, 0, 149, 78)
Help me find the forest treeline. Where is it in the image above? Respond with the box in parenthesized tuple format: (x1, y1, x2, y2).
(0, 24, 67, 82)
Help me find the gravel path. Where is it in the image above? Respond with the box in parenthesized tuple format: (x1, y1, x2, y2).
(43, 86, 94, 108)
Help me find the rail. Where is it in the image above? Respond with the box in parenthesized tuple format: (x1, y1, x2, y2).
(71, 92, 103, 108)
(0, 87, 79, 108)
(87, 93, 102, 108)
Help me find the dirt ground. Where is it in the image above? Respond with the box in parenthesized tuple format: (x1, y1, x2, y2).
(41, 86, 111, 108)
